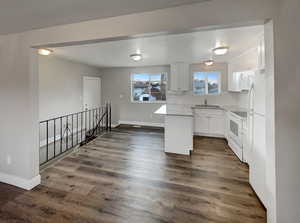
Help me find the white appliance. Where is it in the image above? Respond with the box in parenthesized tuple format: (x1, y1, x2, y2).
(248, 70, 267, 206)
(228, 112, 244, 161)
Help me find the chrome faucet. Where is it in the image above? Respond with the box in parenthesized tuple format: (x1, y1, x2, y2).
(204, 98, 208, 106)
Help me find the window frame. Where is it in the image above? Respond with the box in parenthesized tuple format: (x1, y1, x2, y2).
(192, 71, 222, 96)
(130, 72, 167, 104)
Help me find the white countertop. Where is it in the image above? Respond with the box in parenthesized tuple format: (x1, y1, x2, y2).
(221, 105, 249, 113)
(154, 104, 193, 117)
(155, 104, 248, 118)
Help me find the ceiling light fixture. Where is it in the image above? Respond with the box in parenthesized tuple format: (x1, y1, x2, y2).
(204, 59, 214, 66)
(130, 53, 143, 62)
(213, 46, 229, 56)
(38, 48, 53, 56)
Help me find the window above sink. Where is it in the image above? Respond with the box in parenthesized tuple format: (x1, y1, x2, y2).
(193, 72, 221, 95)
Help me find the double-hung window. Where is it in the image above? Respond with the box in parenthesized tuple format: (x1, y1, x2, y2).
(131, 73, 167, 102)
(193, 72, 221, 95)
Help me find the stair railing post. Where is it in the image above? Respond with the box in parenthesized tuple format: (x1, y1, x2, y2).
(106, 102, 109, 131)
(109, 102, 112, 131)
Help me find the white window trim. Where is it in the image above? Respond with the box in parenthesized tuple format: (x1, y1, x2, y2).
(130, 72, 167, 104)
(192, 71, 222, 96)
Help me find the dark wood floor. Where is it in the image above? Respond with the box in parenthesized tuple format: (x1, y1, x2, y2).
(0, 125, 266, 223)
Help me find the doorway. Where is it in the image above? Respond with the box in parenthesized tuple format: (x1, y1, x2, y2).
(83, 76, 101, 111)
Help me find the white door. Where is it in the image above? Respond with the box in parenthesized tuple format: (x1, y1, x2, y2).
(83, 76, 101, 110)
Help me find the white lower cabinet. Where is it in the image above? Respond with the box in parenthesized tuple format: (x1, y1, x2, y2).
(165, 115, 193, 155)
(209, 115, 225, 136)
(194, 109, 224, 137)
(194, 113, 209, 133)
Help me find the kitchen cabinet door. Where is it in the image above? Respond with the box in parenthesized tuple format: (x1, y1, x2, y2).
(194, 114, 209, 134)
(165, 115, 193, 155)
(228, 72, 241, 92)
(170, 62, 190, 92)
(228, 71, 254, 92)
(170, 63, 179, 91)
(179, 63, 190, 91)
(209, 115, 225, 136)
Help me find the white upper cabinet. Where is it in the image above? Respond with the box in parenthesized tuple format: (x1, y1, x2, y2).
(169, 62, 190, 92)
(228, 71, 241, 92)
(228, 40, 263, 92)
(239, 70, 254, 91)
(228, 70, 254, 92)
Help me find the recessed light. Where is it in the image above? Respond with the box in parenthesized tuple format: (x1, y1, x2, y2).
(213, 46, 229, 56)
(38, 49, 53, 56)
(204, 59, 214, 66)
(130, 53, 143, 61)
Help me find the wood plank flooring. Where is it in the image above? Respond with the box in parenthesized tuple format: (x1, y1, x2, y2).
(0, 125, 266, 223)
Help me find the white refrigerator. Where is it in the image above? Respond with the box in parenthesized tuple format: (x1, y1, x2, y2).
(248, 70, 267, 206)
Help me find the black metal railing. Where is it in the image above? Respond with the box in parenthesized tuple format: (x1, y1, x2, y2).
(39, 103, 111, 166)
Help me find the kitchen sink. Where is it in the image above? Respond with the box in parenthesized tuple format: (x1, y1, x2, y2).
(193, 104, 221, 109)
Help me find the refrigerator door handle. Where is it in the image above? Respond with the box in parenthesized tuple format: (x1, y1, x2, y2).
(248, 83, 254, 112)
(247, 83, 254, 164)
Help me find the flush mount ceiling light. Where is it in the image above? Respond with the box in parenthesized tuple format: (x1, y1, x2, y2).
(213, 46, 229, 56)
(204, 59, 214, 66)
(130, 53, 143, 61)
(38, 48, 53, 56)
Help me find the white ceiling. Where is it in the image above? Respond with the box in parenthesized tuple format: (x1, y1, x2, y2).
(51, 25, 264, 68)
(0, 0, 208, 35)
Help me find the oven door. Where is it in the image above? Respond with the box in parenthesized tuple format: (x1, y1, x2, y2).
(228, 114, 243, 147)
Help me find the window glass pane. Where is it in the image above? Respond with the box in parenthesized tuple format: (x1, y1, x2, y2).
(193, 72, 206, 95)
(150, 74, 164, 101)
(207, 72, 220, 94)
(161, 75, 167, 101)
(132, 74, 150, 102)
(133, 73, 149, 82)
(132, 73, 166, 102)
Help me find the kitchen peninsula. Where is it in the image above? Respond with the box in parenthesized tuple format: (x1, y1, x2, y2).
(155, 104, 194, 155)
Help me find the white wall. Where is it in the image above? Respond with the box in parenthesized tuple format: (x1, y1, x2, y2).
(100, 66, 168, 126)
(264, 20, 276, 223)
(273, 1, 300, 221)
(0, 34, 40, 189)
(39, 56, 101, 121)
(167, 63, 238, 106)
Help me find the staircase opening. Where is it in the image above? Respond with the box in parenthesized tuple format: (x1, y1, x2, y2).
(39, 103, 111, 167)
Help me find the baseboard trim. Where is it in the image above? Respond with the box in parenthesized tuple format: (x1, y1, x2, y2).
(0, 173, 41, 190)
(118, 120, 164, 128)
(194, 132, 225, 138)
(111, 124, 120, 128)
